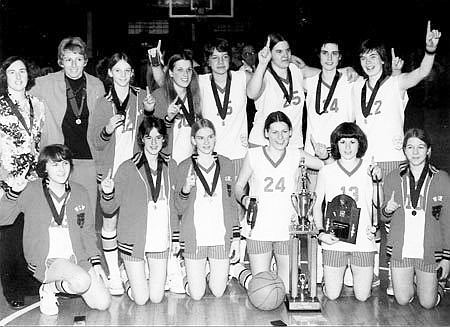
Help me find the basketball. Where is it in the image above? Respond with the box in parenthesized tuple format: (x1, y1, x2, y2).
(247, 271, 286, 311)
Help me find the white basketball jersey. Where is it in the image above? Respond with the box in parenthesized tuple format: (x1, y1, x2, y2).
(193, 163, 226, 246)
(318, 159, 376, 252)
(249, 63, 305, 149)
(145, 174, 170, 253)
(247, 146, 300, 241)
(199, 70, 248, 160)
(352, 75, 408, 162)
(304, 73, 354, 155)
(172, 98, 194, 165)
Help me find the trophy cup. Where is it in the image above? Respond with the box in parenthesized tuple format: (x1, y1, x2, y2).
(291, 158, 316, 231)
(286, 158, 321, 311)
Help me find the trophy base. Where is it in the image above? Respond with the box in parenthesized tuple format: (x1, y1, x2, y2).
(285, 295, 321, 311)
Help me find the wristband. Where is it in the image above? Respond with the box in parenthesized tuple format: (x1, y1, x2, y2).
(164, 115, 174, 123)
(425, 48, 437, 55)
(382, 206, 394, 218)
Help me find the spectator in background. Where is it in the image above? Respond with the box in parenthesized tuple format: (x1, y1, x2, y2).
(0, 56, 45, 309)
(240, 44, 257, 74)
(239, 43, 257, 133)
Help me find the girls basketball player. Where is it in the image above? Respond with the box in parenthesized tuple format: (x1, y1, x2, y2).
(198, 38, 252, 262)
(90, 52, 154, 296)
(235, 111, 325, 291)
(352, 21, 441, 295)
(313, 122, 381, 301)
(0, 144, 111, 315)
(382, 128, 450, 308)
(151, 52, 202, 165)
(100, 116, 177, 305)
(247, 33, 307, 149)
(174, 118, 240, 301)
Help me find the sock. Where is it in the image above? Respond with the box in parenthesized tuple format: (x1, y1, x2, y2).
(374, 242, 380, 277)
(102, 228, 120, 278)
(388, 261, 392, 282)
(183, 276, 191, 296)
(231, 263, 252, 290)
(43, 282, 58, 294)
(55, 281, 76, 294)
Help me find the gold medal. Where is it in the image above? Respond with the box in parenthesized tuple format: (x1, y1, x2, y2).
(75, 118, 81, 125)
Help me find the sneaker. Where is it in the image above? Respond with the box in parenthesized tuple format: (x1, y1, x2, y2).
(168, 276, 186, 294)
(372, 274, 381, 288)
(386, 278, 394, 296)
(108, 275, 124, 296)
(435, 283, 444, 306)
(440, 278, 450, 293)
(39, 284, 59, 316)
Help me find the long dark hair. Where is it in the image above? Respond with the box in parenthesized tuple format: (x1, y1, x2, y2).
(0, 56, 36, 94)
(163, 51, 201, 116)
(267, 33, 289, 51)
(106, 52, 135, 90)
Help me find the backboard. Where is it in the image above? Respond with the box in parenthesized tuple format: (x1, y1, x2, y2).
(169, 0, 234, 18)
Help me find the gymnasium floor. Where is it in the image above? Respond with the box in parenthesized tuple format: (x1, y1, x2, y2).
(0, 269, 450, 326)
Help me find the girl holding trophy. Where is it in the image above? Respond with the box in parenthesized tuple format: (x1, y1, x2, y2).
(235, 111, 324, 291)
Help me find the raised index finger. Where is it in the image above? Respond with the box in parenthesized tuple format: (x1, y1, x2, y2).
(391, 48, 396, 59)
(146, 85, 150, 95)
(265, 36, 271, 49)
(107, 168, 112, 179)
(427, 20, 431, 34)
(157, 39, 161, 51)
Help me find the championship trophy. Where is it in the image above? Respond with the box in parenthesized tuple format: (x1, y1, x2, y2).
(324, 194, 360, 244)
(286, 158, 321, 311)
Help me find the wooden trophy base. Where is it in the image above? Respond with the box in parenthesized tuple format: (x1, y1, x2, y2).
(285, 294, 321, 311)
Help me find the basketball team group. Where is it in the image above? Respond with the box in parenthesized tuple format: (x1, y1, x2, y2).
(0, 18, 448, 318)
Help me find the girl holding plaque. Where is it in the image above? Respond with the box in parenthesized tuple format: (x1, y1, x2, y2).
(313, 122, 381, 302)
(91, 52, 155, 296)
(381, 128, 450, 308)
(100, 116, 177, 305)
(235, 111, 324, 292)
(0, 144, 111, 316)
(174, 118, 240, 301)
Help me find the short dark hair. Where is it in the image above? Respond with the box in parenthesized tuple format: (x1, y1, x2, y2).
(403, 128, 432, 150)
(330, 122, 368, 159)
(0, 56, 36, 94)
(137, 116, 168, 149)
(36, 144, 74, 178)
(359, 39, 392, 77)
(263, 111, 292, 138)
(203, 38, 231, 63)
